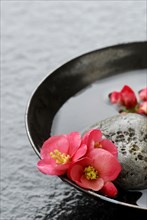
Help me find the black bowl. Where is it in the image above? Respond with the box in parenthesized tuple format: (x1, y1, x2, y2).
(25, 41, 147, 211)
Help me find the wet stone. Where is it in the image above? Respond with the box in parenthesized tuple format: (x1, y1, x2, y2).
(88, 113, 147, 190)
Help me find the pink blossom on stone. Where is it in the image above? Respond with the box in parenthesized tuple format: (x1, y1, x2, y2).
(109, 85, 138, 109)
(82, 129, 118, 157)
(37, 132, 87, 176)
(67, 149, 121, 195)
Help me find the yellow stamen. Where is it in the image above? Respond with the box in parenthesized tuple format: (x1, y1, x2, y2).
(84, 165, 98, 180)
(50, 149, 70, 164)
(94, 141, 102, 148)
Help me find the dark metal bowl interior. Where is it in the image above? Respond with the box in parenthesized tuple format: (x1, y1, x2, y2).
(25, 41, 147, 210)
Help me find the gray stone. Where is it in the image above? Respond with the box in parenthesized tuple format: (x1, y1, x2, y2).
(87, 113, 147, 190)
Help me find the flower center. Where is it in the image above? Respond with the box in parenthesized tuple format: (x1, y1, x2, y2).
(50, 149, 71, 164)
(94, 141, 102, 148)
(84, 165, 98, 180)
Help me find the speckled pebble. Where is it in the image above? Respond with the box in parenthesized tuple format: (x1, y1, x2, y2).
(88, 113, 147, 190)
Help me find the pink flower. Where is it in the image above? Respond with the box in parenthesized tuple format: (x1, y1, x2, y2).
(139, 88, 147, 101)
(37, 132, 87, 176)
(136, 101, 147, 115)
(67, 149, 121, 197)
(109, 85, 137, 109)
(82, 129, 118, 157)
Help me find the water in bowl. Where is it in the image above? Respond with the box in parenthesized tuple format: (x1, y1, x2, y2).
(51, 69, 147, 210)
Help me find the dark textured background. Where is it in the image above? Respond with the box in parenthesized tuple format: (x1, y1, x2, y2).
(1, 1, 147, 219)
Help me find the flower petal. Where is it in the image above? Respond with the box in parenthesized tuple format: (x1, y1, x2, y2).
(100, 181, 118, 197)
(100, 139, 118, 157)
(67, 164, 83, 181)
(121, 85, 137, 108)
(67, 157, 93, 180)
(91, 149, 121, 181)
(67, 132, 82, 156)
(41, 135, 69, 159)
(136, 101, 147, 115)
(72, 144, 87, 161)
(139, 88, 147, 101)
(109, 91, 122, 104)
(88, 129, 103, 148)
(80, 175, 104, 191)
(37, 160, 66, 175)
